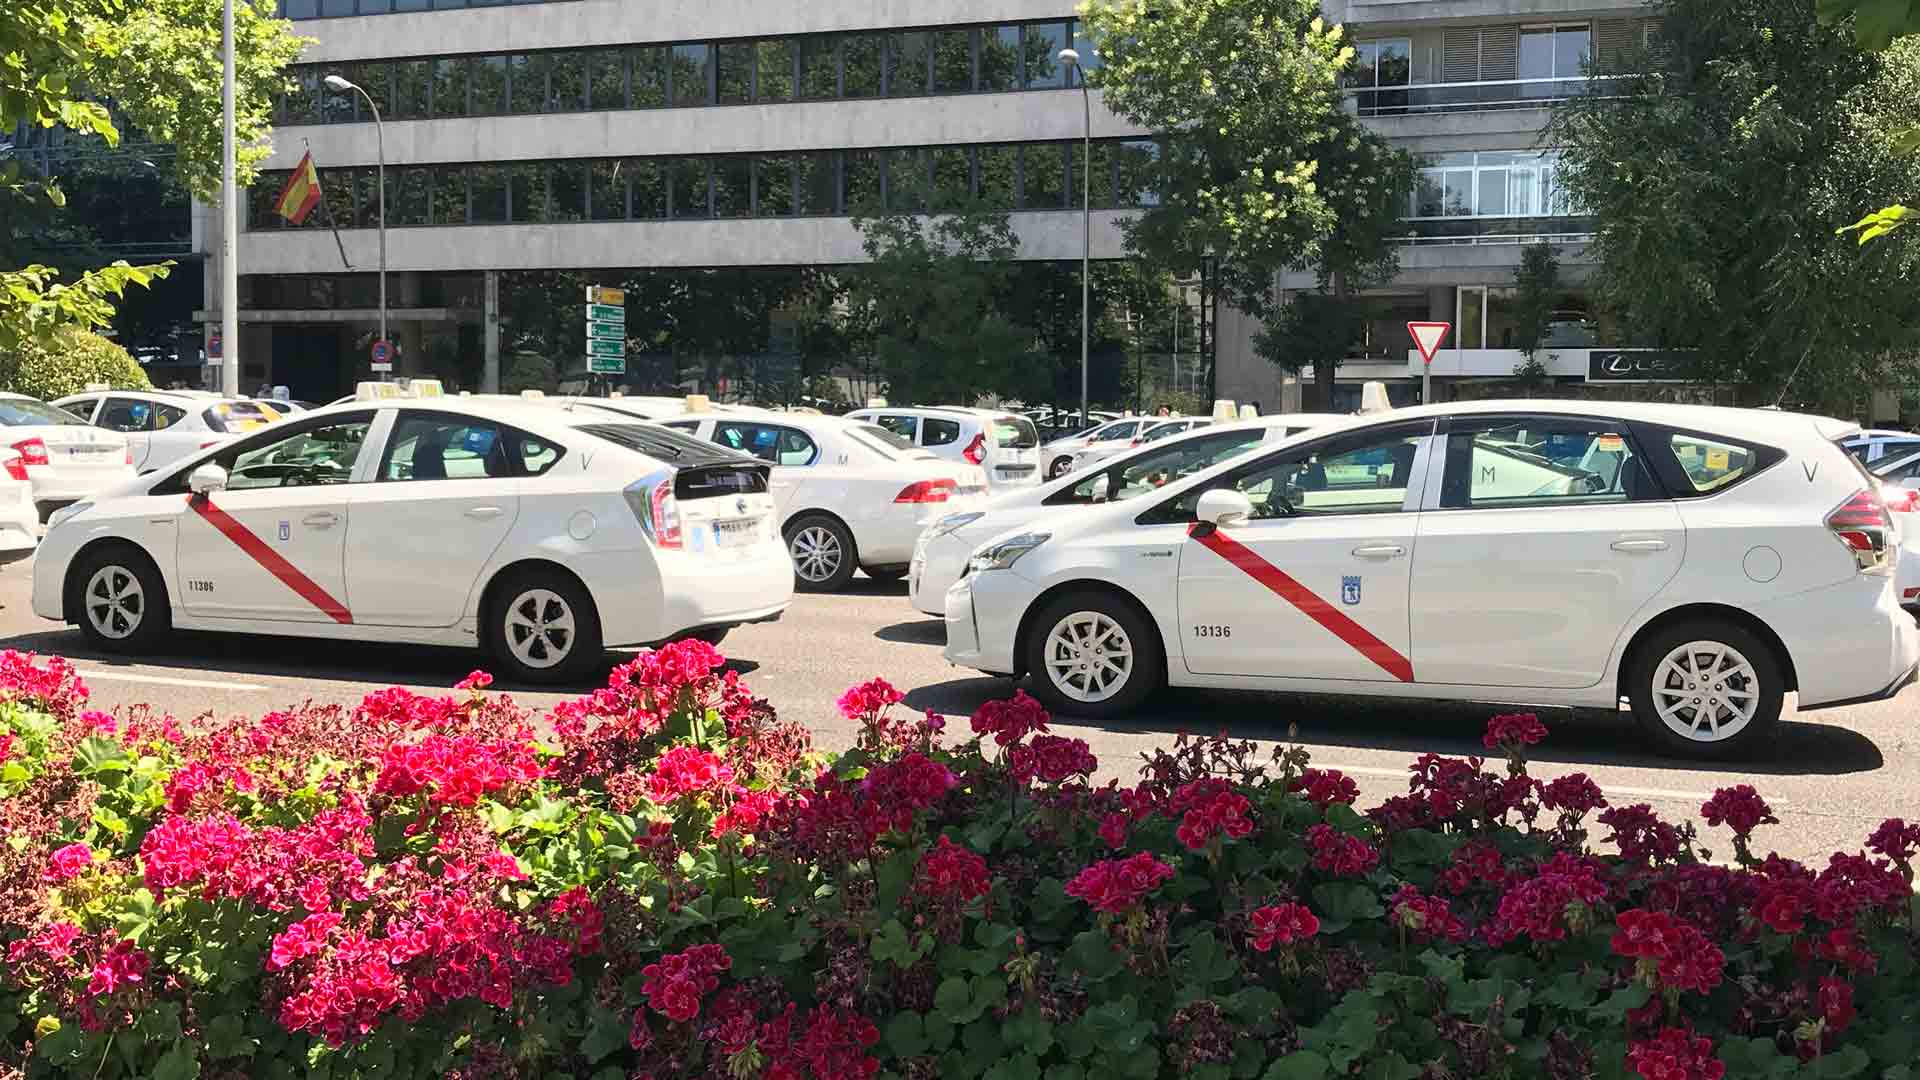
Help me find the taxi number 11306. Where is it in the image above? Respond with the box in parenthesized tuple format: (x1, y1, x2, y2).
(1192, 624, 1232, 638)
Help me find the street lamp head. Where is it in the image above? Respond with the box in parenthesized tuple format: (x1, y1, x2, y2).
(323, 74, 356, 92)
(1058, 48, 1081, 67)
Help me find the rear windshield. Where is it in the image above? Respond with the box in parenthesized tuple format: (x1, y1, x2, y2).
(992, 415, 1039, 449)
(204, 401, 278, 434)
(575, 422, 759, 466)
(0, 398, 87, 426)
(845, 425, 919, 461)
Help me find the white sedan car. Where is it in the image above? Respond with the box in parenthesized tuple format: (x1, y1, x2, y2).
(910, 414, 1355, 616)
(944, 400, 1919, 759)
(32, 388, 792, 683)
(0, 393, 135, 519)
(0, 448, 40, 566)
(1870, 447, 1920, 612)
(844, 407, 1045, 492)
(1042, 417, 1166, 480)
(54, 390, 283, 473)
(565, 400, 987, 591)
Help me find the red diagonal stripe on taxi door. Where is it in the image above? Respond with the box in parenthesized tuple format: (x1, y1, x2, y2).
(186, 496, 354, 624)
(1188, 525, 1413, 683)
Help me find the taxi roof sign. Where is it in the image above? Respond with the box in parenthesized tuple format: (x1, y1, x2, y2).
(409, 379, 444, 399)
(1210, 399, 1238, 421)
(520, 389, 546, 401)
(354, 381, 405, 401)
(1239, 404, 1258, 420)
(685, 394, 712, 413)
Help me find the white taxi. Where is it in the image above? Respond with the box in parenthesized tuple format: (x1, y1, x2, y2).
(844, 406, 1044, 492)
(31, 384, 793, 683)
(1042, 417, 1167, 480)
(570, 400, 987, 591)
(909, 413, 1355, 616)
(0, 393, 136, 518)
(54, 390, 284, 473)
(944, 401, 1920, 759)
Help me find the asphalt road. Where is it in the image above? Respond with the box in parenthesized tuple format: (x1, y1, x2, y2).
(0, 561, 1913, 866)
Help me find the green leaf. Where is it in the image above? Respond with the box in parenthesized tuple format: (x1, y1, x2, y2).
(933, 976, 973, 1023)
(581, 1007, 630, 1064)
(876, 847, 917, 912)
(152, 1042, 200, 1080)
(73, 735, 130, 776)
(1809, 1045, 1870, 1079)
(1263, 1050, 1332, 1080)
(1587, 981, 1653, 1024)
(884, 1012, 929, 1058)
(1063, 930, 1125, 981)
(204, 1015, 254, 1061)
(1310, 882, 1382, 932)
(1178, 929, 1239, 987)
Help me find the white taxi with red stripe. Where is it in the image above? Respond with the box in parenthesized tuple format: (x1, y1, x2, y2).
(576, 402, 988, 592)
(945, 401, 1920, 759)
(31, 383, 792, 684)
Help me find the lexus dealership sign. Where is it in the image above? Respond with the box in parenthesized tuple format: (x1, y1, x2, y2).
(1585, 350, 1693, 383)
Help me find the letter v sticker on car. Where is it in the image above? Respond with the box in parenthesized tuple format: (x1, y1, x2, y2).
(1188, 524, 1413, 682)
(186, 495, 354, 624)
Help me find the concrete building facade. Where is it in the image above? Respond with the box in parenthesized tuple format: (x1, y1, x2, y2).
(200, 0, 1150, 400)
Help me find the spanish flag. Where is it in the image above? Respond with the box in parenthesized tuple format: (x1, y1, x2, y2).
(275, 151, 323, 225)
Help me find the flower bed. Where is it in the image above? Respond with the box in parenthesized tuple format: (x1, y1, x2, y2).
(0, 647, 1915, 1079)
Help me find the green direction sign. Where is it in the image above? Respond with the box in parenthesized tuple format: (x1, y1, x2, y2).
(587, 337, 624, 358)
(587, 303, 625, 323)
(588, 355, 627, 375)
(586, 318, 623, 341)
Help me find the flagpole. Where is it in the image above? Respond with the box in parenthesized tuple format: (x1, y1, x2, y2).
(220, 0, 239, 397)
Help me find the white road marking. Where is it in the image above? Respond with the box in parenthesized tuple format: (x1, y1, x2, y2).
(76, 669, 270, 692)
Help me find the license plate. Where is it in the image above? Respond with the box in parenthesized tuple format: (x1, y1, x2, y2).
(997, 464, 1035, 476)
(712, 518, 757, 548)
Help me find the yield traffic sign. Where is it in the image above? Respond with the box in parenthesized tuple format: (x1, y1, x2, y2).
(1407, 322, 1451, 366)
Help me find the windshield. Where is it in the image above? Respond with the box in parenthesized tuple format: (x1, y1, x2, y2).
(1870, 449, 1920, 481)
(205, 400, 278, 434)
(855, 424, 915, 451)
(992, 416, 1039, 449)
(1050, 429, 1267, 506)
(0, 397, 88, 426)
(845, 425, 914, 461)
(575, 422, 758, 465)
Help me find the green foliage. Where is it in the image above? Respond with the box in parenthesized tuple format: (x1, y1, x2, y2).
(1816, 0, 1920, 49)
(0, 322, 152, 398)
(1509, 242, 1563, 363)
(1550, 0, 1920, 410)
(848, 200, 1048, 405)
(1252, 290, 1374, 401)
(0, 263, 172, 356)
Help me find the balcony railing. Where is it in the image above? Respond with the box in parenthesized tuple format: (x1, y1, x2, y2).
(1399, 215, 1594, 246)
(1344, 75, 1627, 117)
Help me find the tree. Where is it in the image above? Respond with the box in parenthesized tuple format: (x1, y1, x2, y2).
(0, 325, 150, 398)
(846, 201, 1045, 406)
(1509, 243, 1563, 369)
(1252, 291, 1376, 407)
(1550, 0, 1920, 410)
(1082, 0, 1412, 404)
(1817, 0, 1920, 243)
(1, 0, 306, 348)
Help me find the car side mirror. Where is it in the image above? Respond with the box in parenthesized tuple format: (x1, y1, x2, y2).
(1197, 488, 1254, 528)
(189, 463, 228, 496)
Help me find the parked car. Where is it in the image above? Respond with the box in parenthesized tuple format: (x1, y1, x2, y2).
(0, 393, 135, 519)
(843, 406, 1043, 491)
(54, 390, 283, 474)
(1042, 417, 1168, 480)
(0, 449, 40, 567)
(1841, 428, 1920, 465)
(1871, 447, 1920, 613)
(943, 400, 1918, 759)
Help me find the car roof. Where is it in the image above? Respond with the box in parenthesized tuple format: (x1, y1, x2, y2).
(1341, 399, 1855, 444)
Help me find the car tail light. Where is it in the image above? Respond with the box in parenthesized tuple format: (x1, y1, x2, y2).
(1827, 489, 1894, 573)
(624, 472, 681, 549)
(1882, 484, 1918, 515)
(895, 478, 957, 504)
(11, 438, 48, 467)
(1, 454, 25, 482)
(962, 433, 986, 465)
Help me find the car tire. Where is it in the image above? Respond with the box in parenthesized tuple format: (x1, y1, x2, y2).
(863, 566, 907, 583)
(70, 543, 171, 654)
(1022, 591, 1163, 719)
(1047, 457, 1072, 480)
(1626, 619, 1784, 760)
(785, 515, 857, 592)
(483, 568, 604, 685)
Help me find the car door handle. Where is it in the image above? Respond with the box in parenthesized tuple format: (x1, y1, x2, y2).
(302, 512, 339, 528)
(1610, 538, 1670, 553)
(464, 506, 504, 519)
(1351, 543, 1406, 559)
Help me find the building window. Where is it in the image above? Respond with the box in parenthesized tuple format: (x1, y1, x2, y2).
(931, 29, 973, 93)
(548, 51, 586, 111)
(756, 40, 793, 103)
(756, 155, 795, 216)
(1407, 151, 1584, 241)
(669, 44, 710, 107)
(630, 160, 666, 219)
(470, 165, 507, 223)
(977, 145, 1017, 207)
(670, 158, 710, 218)
(1022, 143, 1066, 208)
(509, 163, 548, 223)
(888, 32, 929, 95)
(1023, 23, 1068, 88)
(713, 157, 751, 217)
(1348, 39, 1413, 87)
(508, 54, 542, 114)
(1520, 24, 1591, 85)
(844, 35, 883, 97)
(797, 152, 837, 215)
(981, 26, 1022, 91)
(551, 160, 587, 221)
(716, 42, 752, 105)
(432, 58, 468, 116)
(587, 50, 626, 111)
(472, 55, 507, 113)
(630, 47, 666, 108)
(430, 167, 467, 225)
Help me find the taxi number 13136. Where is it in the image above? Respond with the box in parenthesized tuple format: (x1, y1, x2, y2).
(1192, 624, 1232, 638)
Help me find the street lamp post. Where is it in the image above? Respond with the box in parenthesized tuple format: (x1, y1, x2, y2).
(1059, 48, 1091, 428)
(323, 74, 387, 379)
(219, 0, 237, 396)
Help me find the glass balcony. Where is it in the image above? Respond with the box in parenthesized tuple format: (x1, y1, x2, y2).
(1400, 215, 1595, 245)
(1346, 76, 1624, 117)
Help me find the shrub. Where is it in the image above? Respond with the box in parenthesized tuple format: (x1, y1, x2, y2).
(0, 648, 1915, 1079)
(0, 326, 151, 401)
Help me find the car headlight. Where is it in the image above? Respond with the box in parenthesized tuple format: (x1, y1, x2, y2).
(967, 532, 1050, 574)
(928, 511, 985, 539)
(46, 501, 90, 531)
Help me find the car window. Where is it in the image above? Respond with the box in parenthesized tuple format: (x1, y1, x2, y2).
(1440, 419, 1656, 508)
(517, 431, 564, 476)
(1871, 450, 1920, 484)
(853, 424, 916, 453)
(992, 416, 1039, 448)
(223, 417, 373, 491)
(1143, 423, 1431, 523)
(1099, 421, 1140, 441)
(1140, 421, 1198, 444)
(664, 420, 701, 433)
(0, 397, 89, 426)
(874, 414, 919, 441)
(1051, 429, 1266, 506)
(923, 418, 962, 446)
(153, 403, 186, 429)
(204, 400, 277, 435)
(98, 398, 155, 433)
(381, 415, 512, 481)
(57, 397, 101, 422)
(713, 421, 818, 466)
(1668, 434, 1755, 493)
